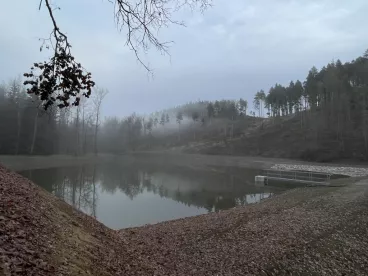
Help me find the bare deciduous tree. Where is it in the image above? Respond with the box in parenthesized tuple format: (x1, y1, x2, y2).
(92, 87, 108, 156)
(23, 0, 211, 110)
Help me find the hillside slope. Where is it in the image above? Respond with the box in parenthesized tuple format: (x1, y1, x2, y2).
(185, 111, 367, 163)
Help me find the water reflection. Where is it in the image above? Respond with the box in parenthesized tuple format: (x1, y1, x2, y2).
(21, 163, 282, 229)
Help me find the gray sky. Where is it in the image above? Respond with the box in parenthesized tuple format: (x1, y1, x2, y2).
(1, 0, 368, 117)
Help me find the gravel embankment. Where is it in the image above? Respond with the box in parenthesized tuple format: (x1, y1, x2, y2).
(271, 163, 368, 177)
(0, 165, 157, 275)
(1, 164, 368, 275)
(119, 180, 368, 275)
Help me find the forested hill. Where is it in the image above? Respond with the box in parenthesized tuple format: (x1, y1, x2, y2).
(196, 50, 368, 162)
(1, 49, 368, 162)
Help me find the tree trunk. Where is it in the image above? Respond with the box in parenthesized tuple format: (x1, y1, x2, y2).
(82, 105, 86, 155)
(300, 109, 303, 129)
(72, 175, 76, 207)
(15, 108, 21, 155)
(30, 109, 39, 155)
(94, 112, 99, 156)
(75, 106, 80, 156)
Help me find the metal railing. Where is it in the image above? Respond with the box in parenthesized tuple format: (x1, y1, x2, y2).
(263, 169, 331, 184)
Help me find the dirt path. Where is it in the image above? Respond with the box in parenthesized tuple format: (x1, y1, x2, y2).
(1, 164, 368, 275)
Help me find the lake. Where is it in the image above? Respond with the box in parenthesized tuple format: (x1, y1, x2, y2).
(20, 162, 287, 229)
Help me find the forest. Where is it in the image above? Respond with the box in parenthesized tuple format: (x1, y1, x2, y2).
(0, 81, 107, 155)
(0, 78, 252, 155)
(248, 50, 368, 161)
(1, 49, 368, 161)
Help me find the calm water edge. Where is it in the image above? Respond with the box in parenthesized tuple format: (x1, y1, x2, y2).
(20, 162, 287, 229)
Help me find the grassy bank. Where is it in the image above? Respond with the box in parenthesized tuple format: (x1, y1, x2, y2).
(1, 164, 368, 275)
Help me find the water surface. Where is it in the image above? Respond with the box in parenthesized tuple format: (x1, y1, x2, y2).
(20, 162, 285, 229)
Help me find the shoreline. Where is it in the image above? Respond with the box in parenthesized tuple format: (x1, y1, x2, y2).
(1, 164, 368, 275)
(1, 152, 368, 174)
(0, 154, 115, 171)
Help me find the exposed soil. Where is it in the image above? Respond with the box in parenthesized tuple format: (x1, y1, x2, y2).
(1, 164, 368, 275)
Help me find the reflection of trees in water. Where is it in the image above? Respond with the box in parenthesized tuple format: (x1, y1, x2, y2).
(114, 166, 275, 212)
(24, 166, 98, 218)
(58, 166, 98, 218)
(171, 188, 272, 213)
(99, 165, 145, 199)
(100, 166, 170, 200)
(24, 164, 274, 215)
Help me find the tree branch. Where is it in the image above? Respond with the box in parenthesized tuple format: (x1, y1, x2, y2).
(113, 0, 211, 71)
(24, 0, 95, 110)
(27, 0, 211, 109)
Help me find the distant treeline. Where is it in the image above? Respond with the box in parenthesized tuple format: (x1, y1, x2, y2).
(1, 49, 368, 157)
(252, 49, 368, 158)
(0, 81, 107, 156)
(99, 98, 251, 153)
(0, 77, 250, 155)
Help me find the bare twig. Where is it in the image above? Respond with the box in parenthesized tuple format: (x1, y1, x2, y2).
(112, 0, 211, 71)
(27, 0, 211, 109)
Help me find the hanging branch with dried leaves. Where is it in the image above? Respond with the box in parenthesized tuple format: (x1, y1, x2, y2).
(25, 0, 211, 110)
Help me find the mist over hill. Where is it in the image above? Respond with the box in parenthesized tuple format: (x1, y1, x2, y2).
(1, 49, 368, 163)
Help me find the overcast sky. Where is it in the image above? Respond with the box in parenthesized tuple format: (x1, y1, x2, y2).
(1, 0, 368, 117)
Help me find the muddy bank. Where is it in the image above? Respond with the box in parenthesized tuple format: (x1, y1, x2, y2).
(2, 164, 368, 275)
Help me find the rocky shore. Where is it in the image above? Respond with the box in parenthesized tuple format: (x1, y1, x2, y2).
(1, 164, 368, 275)
(271, 163, 368, 177)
